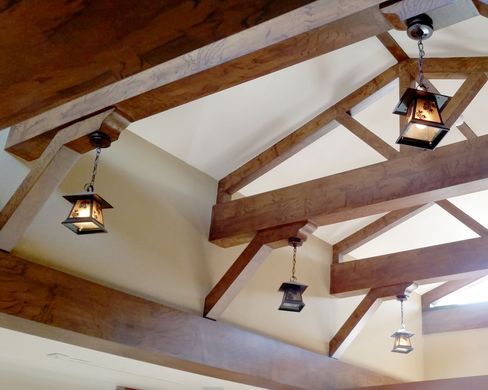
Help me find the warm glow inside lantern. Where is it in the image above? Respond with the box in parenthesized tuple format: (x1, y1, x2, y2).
(62, 193, 112, 234)
(394, 88, 450, 150)
(278, 281, 307, 312)
(391, 326, 415, 354)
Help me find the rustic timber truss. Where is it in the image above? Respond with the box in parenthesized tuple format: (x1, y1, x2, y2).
(1, 0, 488, 388)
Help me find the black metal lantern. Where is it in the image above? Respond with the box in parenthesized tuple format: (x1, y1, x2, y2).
(278, 237, 308, 312)
(393, 14, 451, 150)
(391, 294, 414, 354)
(62, 131, 113, 235)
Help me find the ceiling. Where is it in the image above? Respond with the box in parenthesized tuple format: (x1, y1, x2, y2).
(130, 15, 488, 251)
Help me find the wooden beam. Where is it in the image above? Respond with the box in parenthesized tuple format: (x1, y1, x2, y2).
(457, 122, 478, 140)
(332, 204, 430, 263)
(344, 375, 488, 390)
(0, 251, 397, 389)
(407, 57, 488, 79)
(204, 222, 316, 320)
(435, 199, 488, 236)
(330, 236, 488, 296)
(423, 301, 488, 334)
(0, 0, 316, 130)
(329, 283, 414, 358)
(474, 0, 488, 17)
(376, 32, 409, 62)
(217, 63, 400, 197)
(210, 135, 488, 247)
(336, 112, 399, 160)
(422, 276, 486, 309)
(5, 1, 389, 160)
(442, 73, 488, 128)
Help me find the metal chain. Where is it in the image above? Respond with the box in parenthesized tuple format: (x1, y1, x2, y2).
(400, 299, 405, 328)
(84, 145, 101, 193)
(417, 37, 426, 90)
(290, 243, 297, 281)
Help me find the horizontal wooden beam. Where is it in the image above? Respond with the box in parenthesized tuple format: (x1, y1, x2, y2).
(210, 135, 488, 247)
(423, 301, 488, 334)
(5, 1, 388, 161)
(332, 204, 429, 263)
(407, 57, 488, 79)
(330, 236, 488, 296)
(344, 375, 488, 390)
(204, 222, 316, 320)
(0, 251, 397, 389)
(421, 276, 486, 309)
(329, 283, 414, 358)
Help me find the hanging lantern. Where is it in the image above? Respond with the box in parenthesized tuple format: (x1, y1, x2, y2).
(393, 14, 451, 150)
(278, 237, 308, 312)
(391, 294, 414, 354)
(62, 131, 113, 235)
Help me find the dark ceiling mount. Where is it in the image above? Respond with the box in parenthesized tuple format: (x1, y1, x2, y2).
(406, 14, 434, 41)
(89, 131, 112, 149)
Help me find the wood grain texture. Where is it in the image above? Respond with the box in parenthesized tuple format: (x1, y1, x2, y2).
(6, 0, 385, 160)
(436, 199, 488, 236)
(337, 112, 399, 160)
(218, 63, 400, 196)
(330, 236, 488, 296)
(0, 251, 398, 389)
(210, 135, 488, 247)
(329, 283, 413, 358)
(407, 57, 488, 79)
(344, 375, 488, 390)
(423, 302, 488, 334)
(376, 32, 409, 62)
(421, 276, 486, 309)
(204, 222, 315, 319)
(332, 205, 430, 263)
(0, 0, 315, 129)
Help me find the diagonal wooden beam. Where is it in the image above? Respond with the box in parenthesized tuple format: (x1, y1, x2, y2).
(330, 236, 488, 296)
(376, 32, 409, 62)
(329, 283, 414, 358)
(6, 1, 390, 161)
(423, 301, 488, 334)
(474, 0, 488, 17)
(210, 135, 488, 247)
(204, 221, 316, 320)
(436, 199, 488, 236)
(336, 112, 399, 160)
(217, 63, 400, 198)
(0, 251, 397, 389)
(332, 204, 430, 263)
(422, 275, 486, 309)
(457, 122, 478, 140)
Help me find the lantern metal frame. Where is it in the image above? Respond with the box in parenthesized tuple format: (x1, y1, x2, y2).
(391, 294, 415, 354)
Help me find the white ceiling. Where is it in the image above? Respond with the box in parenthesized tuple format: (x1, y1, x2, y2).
(0, 327, 260, 390)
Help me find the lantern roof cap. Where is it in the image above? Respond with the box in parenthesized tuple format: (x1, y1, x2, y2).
(278, 281, 308, 294)
(62, 192, 113, 209)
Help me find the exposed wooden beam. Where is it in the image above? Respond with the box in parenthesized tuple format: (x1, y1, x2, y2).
(0, 251, 397, 389)
(217, 63, 400, 197)
(337, 112, 399, 160)
(0, 0, 316, 130)
(436, 199, 488, 236)
(330, 236, 488, 296)
(210, 135, 488, 247)
(5, 1, 389, 161)
(474, 0, 488, 17)
(332, 204, 430, 263)
(423, 301, 488, 334)
(408, 57, 488, 79)
(204, 222, 316, 320)
(344, 375, 488, 390)
(442, 73, 488, 128)
(422, 276, 486, 309)
(329, 283, 414, 358)
(376, 32, 409, 62)
(457, 122, 478, 140)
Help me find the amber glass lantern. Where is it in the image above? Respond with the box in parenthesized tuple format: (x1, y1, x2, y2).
(62, 193, 112, 234)
(391, 295, 414, 354)
(278, 237, 308, 312)
(62, 131, 113, 235)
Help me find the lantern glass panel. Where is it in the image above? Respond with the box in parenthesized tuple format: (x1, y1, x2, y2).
(391, 328, 414, 354)
(62, 193, 111, 235)
(278, 282, 307, 312)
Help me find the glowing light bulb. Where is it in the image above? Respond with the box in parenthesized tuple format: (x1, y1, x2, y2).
(415, 124, 427, 130)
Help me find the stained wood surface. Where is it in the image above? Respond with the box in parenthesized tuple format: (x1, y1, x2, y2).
(0, 251, 397, 389)
(423, 302, 488, 334)
(210, 135, 488, 247)
(376, 32, 409, 62)
(345, 375, 488, 390)
(329, 283, 413, 358)
(0, 0, 314, 129)
(474, 0, 488, 17)
(330, 236, 488, 296)
(5, 1, 386, 160)
(457, 122, 478, 139)
(421, 276, 486, 309)
(436, 199, 488, 236)
(409, 57, 488, 79)
(332, 205, 429, 263)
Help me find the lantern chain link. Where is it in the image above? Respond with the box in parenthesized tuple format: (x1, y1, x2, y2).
(400, 299, 405, 328)
(290, 243, 297, 281)
(84, 145, 101, 193)
(417, 37, 426, 90)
